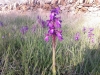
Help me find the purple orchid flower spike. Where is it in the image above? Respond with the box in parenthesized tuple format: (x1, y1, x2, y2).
(0, 21, 3, 27)
(87, 27, 95, 43)
(88, 32, 94, 38)
(39, 7, 63, 42)
(83, 27, 86, 33)
(38, 7, 63, 75)
(41, 20, 47, 28)
(20, 26, 28, 35)
(50, 13, 55, 20)
(91, 38, 94, 43)
(88, 28, 94, 38)
(37, 16, 47, 28)
(74, 32, 80, 41)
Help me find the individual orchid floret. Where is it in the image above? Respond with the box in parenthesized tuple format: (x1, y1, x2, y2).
(55, 17, 62, 28)
(56, 30, 63, 41)
(74, 32, 80, 41)
(89, 28, 94, 32)
(88, 28, 94, 38)
(44, 34, 49, 42)
(51, 7, 60, 15)
(88, 31, 94, 38)
(37, 16, 47, 28)
(83, 27, 86, 34)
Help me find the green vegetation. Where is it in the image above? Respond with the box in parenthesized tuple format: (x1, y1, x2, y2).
(0, 14, 100, 75)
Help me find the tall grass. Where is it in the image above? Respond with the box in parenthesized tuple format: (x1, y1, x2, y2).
(0, 14, 100, 75)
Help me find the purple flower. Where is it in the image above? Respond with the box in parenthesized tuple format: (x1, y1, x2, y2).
(50, 7, 60, 20)
(56, 30, 63, 41)
(44, 34, 49, 42)
(87, 28, 95, 43)
(88, 32, 94, 38)
(83, 27, 86, 33)
(39, 7, 63, 42)
(37, 16, 41, 23)
(74, 32, 80, 41)
(0, 21, 3, 27)
(55, 17, 62, 28)
(48, 28, 55, 34)
(88, 28, 94, 38)
(91, 38, 94, 43)
(20, 26, 28, 34)
(50, 13, 55, 20)
(51, 7, 60, 15)
(89, 28, 94, 32)
(2, 36, 5, 39)
(37, 16, 47, 28)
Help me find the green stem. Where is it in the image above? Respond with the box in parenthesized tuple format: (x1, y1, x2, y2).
(52, 35, 56, 75)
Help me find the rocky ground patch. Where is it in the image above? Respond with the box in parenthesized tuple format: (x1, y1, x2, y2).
(0, 0, 100, 28)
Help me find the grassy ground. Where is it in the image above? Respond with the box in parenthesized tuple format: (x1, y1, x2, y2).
(0, 13, 100, 75)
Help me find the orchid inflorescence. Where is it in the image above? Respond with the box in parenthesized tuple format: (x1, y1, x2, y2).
(88, 28, 94, 43)
(37, 16, 47, 28)
(38, 7, 63, 75)
(0, 21, 3, 27)
(43, 7, 63, 42)
(20, 26, 28, 35)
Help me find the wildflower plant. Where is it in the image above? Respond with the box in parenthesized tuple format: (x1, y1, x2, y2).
(45, 7, 63, 42)
(82, 27, 95, 43)
(88, 28, 94, 43)
(39, 7, 63, 75)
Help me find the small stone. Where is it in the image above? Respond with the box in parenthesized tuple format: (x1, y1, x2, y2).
(80, 7, 88, 13)
(77, 5, 83, 8)
(83, 3, 93, 7)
